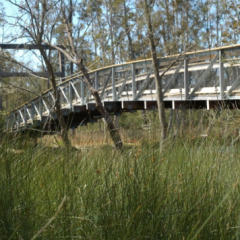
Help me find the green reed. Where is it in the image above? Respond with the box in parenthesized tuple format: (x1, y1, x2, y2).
(1, 133, 240, 239)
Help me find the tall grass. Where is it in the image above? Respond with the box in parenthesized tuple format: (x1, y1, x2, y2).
(1, 134, 240, 239)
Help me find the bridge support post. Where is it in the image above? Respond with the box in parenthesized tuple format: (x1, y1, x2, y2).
(112, 67, 116, 101)
(184, 58, 189, 100)
(132, 63, 136, 100)
(207, 100, 210, 110)
(219, 50, 225, 100)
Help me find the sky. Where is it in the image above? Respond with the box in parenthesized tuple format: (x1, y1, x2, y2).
(0, 1, 46, 71)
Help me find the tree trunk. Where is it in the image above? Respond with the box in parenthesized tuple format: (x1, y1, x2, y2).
(39, 46, 72, 148)
(49, 8, 123, 150)
(141, 110, 148, 125)
(55, 96, 71, 147)
(77, 61, 123, 150)
(108, 0, 116, 64)
(123, 0, 135, 60)
(144, 0, 167, 150)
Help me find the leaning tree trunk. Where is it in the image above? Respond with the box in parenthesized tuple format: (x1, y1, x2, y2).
(77, 60, 123, 150)
(55, 93, 72, 147)
(46, 9, 123, 150)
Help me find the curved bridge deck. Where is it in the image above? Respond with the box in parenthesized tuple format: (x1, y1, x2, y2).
(5, 44, 240, 133)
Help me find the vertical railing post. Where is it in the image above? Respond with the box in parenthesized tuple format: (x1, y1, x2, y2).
(7, 115, 11, 131)
(112, 67, 116, 101)
(95, 71, 99, 90)
(69, 81, 73, 111)
(11, 113, 14, 131)
(39, 98, 42, 121)
(132, 63, 136, 100)
(219, 50, 225, 100)
(17, 111, 21, 129)
(24, 106, 27, 126)
(233, 66, 237, 83)
(31, 102, 34, 123)
(184, 58, 189, 100)
(81, 78, 85, 105)
(6, 115, 9, 131)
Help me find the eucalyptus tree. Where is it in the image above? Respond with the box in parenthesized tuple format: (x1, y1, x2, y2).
(0, 2, 5, 111)
(5, 0, 72, 147)
(103, 0, 117, 64)
(107, 0, 137, 62)
(217, 0, 240, 45)
(142, 0, 197, 149)
(76, 0, 105, 67)
(189, 0, 234, 48)
(143, 0, 167, 149)
(145, 0, 201, 54)
(122, 0, 136, 60)
(46, 0, 123, 150)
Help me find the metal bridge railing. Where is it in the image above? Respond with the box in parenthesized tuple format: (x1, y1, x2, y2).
(5, 44, 240, 131)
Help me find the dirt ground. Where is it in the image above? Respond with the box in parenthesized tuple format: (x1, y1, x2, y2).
(40, 128, 152, 148)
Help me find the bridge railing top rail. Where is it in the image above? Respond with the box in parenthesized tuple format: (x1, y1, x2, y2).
(59, 44, 240, 81)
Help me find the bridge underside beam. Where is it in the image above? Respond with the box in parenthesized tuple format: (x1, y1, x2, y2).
(7, 99, 240, 134)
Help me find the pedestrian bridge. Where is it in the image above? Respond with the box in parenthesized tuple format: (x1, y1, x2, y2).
(4, 44, 240, 133)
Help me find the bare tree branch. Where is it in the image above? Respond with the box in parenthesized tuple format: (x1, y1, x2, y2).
(42, 40, 77, 63)
(1, 78, 42, 98)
